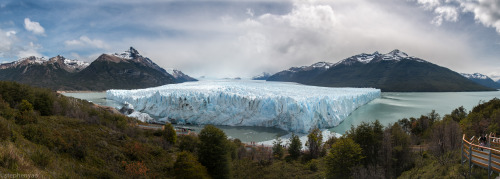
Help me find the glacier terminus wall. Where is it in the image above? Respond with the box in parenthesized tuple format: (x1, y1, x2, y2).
(107, 80, 381, 133)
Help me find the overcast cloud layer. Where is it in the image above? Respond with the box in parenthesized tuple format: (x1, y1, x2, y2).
(0, 0, 499, 79)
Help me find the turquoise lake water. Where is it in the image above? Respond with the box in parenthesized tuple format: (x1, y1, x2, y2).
(63, 90, 500, 142)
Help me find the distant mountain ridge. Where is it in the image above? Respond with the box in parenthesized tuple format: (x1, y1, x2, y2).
(268, 49, 494, 92)
(0, 47, 196, 91)
(252, 72, 272, 80)
(460, 73, 500, 89)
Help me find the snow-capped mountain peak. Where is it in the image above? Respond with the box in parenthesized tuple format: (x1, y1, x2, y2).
(311, 62, 333, 69)
(112, 47, 142, 60)
(355, 53, 378, 64)
(336, 49, 421, 66)
(382, 49, 408, 61)
(460, 73, 489, 80)
(63, 58, 89, 70)
(0, 56, 47, 69)
(166, 68, 182, 78)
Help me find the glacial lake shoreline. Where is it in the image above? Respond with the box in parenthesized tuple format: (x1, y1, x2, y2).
(62, 90, 500, 142)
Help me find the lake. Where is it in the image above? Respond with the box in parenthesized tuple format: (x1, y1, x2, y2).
(62, 90, 500, 142)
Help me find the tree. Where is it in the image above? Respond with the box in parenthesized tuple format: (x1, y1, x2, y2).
(288, 133, 302, 160)
(198, 125, 231, 179)
(174, 151, 210, 179)
(431, 117, 462, 157)
(272, 137, 284, 159)
(163, 123, 177, 144)
(450, 106, 467, 122)
(387, 123, 412, 177)
(326, 137, 363, 179)
(179, 133, 199, 154)
(346, 120, 383, 166)
(306, 127, 323, 159)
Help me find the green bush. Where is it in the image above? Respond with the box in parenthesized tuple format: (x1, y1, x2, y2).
(179, 134, 199, 154)
(163, 123, 177, 144)
(326, 137, 363, 178)
(174, 151, 210, 179)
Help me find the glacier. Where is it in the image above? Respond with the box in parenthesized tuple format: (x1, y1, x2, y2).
(106, 80, 381, 133)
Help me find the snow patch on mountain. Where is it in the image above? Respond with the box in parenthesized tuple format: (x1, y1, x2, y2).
(461, 73, 489, 80)
(335, 49, 425, 66)
(107, 80, 381, 133)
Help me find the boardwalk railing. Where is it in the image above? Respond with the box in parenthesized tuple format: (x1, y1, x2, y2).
(462, 134, 500, 178)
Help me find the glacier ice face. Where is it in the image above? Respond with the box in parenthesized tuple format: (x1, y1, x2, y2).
(106, 80, 381, 133)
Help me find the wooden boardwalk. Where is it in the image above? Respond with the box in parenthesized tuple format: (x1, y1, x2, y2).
(462, 134, 500, 178)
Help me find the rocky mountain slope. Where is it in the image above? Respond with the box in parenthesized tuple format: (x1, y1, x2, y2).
(267, 50, 494, 92)
(461, 73, 500, 89)
(0, 47, 196, 91)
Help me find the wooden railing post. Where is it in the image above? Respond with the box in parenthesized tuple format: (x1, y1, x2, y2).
(488, 149, 492, 179)
(461, 136, 464, 165)
(469, 141, 472, 175)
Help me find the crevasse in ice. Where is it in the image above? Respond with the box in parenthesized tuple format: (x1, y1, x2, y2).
(106, 80, 381, 133)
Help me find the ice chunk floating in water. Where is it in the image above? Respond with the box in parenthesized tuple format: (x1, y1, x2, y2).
(107, 80, 381, 133)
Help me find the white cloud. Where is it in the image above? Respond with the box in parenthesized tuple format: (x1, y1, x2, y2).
(415, 0, 500, 34)
(460, 0, 500, 34)
(0, 29, 14, 58)
(24, 18, 45, 35)
(5, 31, 16, 37)
(65, 36, 109, 49)
(431, 6, 458, 26)
(417, 0, 441, 10)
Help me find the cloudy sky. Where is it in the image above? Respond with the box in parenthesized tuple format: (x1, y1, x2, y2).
(0, 0, 499, 79)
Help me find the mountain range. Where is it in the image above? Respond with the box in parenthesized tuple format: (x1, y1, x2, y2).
(0, 47, 196, 91)
(460, 73, 500, 89)
(267, 49, 494, 92)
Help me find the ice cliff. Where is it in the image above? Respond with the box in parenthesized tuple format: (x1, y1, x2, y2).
(106, 80, 381, 133)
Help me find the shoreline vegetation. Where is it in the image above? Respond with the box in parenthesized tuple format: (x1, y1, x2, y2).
(0, 81, 498, 178)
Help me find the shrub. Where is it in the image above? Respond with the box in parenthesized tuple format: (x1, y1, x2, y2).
(326, 137, 363, 178)
(179, 134, 199, 154)
(30, 149, 52, 169)
(19, 99, 34, 112)
(15, 111, 37, 125)
(122, 161, 149, 178)
(174, 151, 210, 179)
(0, 119, 11, 141)
(163, 123, 177, 144)
(0, 99, 16, 120)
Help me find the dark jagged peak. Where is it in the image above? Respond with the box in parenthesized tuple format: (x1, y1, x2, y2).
(113, 46, 142, 60)
(128, 47, 140, 58)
